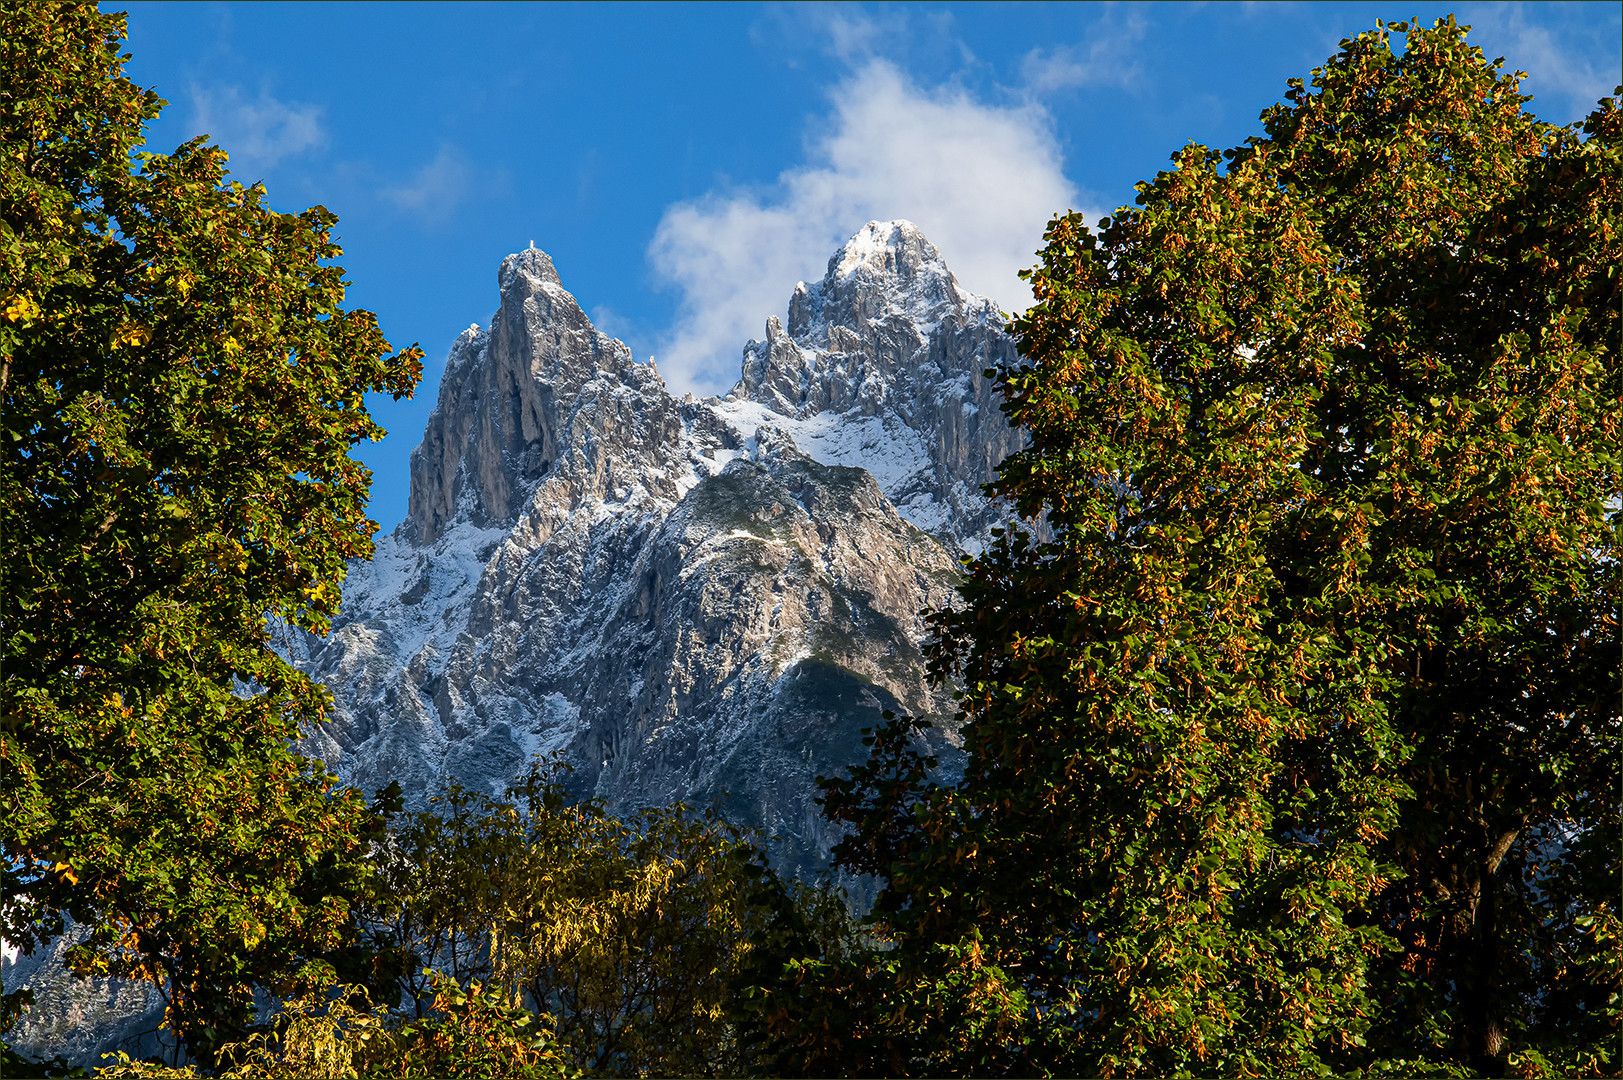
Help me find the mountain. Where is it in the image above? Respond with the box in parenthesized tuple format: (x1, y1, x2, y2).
(1, 921, 171, 1066)
(295, 220, 1022, 877)
(2, 221, 1026, 1066)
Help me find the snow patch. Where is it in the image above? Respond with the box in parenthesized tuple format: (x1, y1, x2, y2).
(711, 399, 931, 496)
(518, 692, 582, 763)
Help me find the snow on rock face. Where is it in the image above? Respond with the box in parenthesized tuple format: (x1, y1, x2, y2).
(732, 220, 1023, 549)
(13, 223, 1029, 1070)
(301, 221, 1021, 878)
(1, 920, 174, 1066)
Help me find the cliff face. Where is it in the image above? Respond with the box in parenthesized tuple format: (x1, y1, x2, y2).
(403, 246, 686, 546)
(5, 221, 1029, 1068)
(296, 220, 1022, 876)
(1, 923, 173, 1067)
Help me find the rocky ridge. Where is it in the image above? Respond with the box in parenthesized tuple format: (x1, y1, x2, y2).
(3, 221, 1026, 1067)
(297, 220, 1022, 876)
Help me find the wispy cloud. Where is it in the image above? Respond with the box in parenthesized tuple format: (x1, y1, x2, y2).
(756, 4, 955, 67)
(381, 143, 474, 225)
(822, 7, 910, 62)
(647, 60, 1085, 397)
(1021, 7, 1149, 94)
(1461, 2, 1621, 120)
(189, 84, 325, 176)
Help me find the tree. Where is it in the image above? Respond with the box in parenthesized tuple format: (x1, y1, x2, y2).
(97, 972, 579, 1080)
(358, 762, 853, 1078)
(814, 18, 1619, 1078)
(1, 1, 422, 1063)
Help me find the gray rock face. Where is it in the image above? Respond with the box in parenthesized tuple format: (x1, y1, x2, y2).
(297, 220, 1021, 876)
(2, 924, 174, 1068)
(5, 222, 1026, 1068)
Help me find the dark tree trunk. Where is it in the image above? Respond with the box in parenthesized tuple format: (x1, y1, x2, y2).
(1455, 824, 1520, 1078)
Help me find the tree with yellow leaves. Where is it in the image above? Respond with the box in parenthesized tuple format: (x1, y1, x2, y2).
(357, 762, 852, 1078)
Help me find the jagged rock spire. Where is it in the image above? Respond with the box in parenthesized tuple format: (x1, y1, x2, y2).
(788, 220, 966, 344)
(405, 247, 668, 544)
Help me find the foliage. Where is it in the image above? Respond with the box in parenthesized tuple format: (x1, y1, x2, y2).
(53, 765, 845, 1079)
(743, 717, 1034, 1078)
(1, 0, 421, 1063)
(807, 18, 1620, 1079)
(358, 761, 853, 1078)
(94, 971, 576, 1079)
(376, 972, 578, 1080)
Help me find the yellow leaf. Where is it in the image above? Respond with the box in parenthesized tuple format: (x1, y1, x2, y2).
(111, 322, 151, 349)
(4, 293, 41, 323)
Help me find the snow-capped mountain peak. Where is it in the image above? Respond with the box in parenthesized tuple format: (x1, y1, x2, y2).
(785, 219, 968, 348)
(499, 243, 564, 291)
(299, 221, 1025, 881)
(831, 219, 956, 288)
(725, 221, 1019, 547)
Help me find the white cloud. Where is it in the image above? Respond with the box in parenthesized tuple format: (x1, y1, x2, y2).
(822, 7, 908, 62)
(754, 5, 949, 66)
(381, 143, 473, 224)
(189, 85, 325, 176)
(1021, 8, 1148, 94)
(1461, 3, 1621, 120)
(648, 60, 1085, 397)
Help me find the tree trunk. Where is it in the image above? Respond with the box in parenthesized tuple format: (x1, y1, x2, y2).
(1457, 824, 1520, 1078)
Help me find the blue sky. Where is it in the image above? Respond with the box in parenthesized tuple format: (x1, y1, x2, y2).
(114, 1, 1621, 532)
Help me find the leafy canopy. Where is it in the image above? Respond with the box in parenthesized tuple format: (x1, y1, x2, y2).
(94, 763, 855, 1079)
(1, 1, 421, 1061)
(356, 762, 853, 1079)
(95, 970, 580, 1080)
(809, 17, 1620, 1079)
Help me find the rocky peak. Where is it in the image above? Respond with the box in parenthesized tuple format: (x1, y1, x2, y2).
(786, 220, 964, 345)
(405, 245, 670, 545)
(499, 244, 563, 291)
(724, 221, 1023, 548)
(738, 220, 995, 424)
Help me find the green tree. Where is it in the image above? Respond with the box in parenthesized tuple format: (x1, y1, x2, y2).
(97, 972, 579, 1080)
(1, 1, 422, 1063)
(812, 18, 1620, 1079)
(359, 762, 853, 1078)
